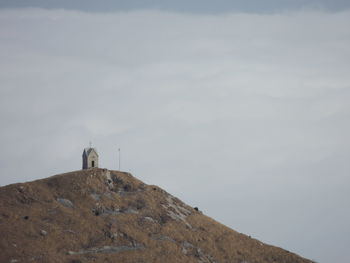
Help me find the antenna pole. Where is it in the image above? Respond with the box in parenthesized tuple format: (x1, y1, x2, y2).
(118, 148, 121, 171)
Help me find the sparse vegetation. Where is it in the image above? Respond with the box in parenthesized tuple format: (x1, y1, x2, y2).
(0, 168, 314, 263)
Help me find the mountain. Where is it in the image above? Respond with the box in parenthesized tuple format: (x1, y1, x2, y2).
(0, 168, 314, 263)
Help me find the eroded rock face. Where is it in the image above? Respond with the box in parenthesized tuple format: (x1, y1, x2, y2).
(0, 169, 315, 263)
(161, 195, 192, 228)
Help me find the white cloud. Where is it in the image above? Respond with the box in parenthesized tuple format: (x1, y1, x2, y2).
(1, 8, 350, 262)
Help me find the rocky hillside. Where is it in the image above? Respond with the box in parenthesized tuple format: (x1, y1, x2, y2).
(0, 168, 314, 263)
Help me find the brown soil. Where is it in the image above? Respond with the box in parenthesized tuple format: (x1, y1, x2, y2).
(0, 168, 314, 263)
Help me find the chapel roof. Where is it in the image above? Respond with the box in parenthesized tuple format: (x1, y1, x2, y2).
(83, 147, 98, 156)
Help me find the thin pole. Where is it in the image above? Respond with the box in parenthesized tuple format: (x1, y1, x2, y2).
(118, 148, 121, 171)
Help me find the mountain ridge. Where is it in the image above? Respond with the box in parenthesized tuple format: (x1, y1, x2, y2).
(0, 168, 314, 263)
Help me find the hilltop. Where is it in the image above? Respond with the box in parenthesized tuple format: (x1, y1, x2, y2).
(0, 168, 314, 263)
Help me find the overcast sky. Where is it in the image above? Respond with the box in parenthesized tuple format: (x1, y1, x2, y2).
(1, 0, 350, 13)
(1, 2, 350, 263)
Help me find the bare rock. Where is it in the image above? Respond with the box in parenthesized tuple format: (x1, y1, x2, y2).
(57, 198, 74, 208)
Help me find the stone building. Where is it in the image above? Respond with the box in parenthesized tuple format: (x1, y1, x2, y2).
(82, 147, 99, 169)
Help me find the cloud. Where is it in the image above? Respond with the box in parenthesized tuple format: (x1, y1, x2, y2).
(0, 8, 350, 262)
(1, 0, 350, 13)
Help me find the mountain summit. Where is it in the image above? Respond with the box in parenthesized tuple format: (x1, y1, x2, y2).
(0, 168, 313, 263)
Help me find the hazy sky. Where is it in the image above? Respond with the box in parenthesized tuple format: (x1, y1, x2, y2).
(1, 2, 350, 263)
(1, 0, 350, 13)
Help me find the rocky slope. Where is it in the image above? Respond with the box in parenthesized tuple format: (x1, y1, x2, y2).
(0, 168, 314, 263)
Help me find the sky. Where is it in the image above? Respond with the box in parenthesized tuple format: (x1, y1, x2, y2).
(0, 1, 350, 262)
(1, 0, 350, 13)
